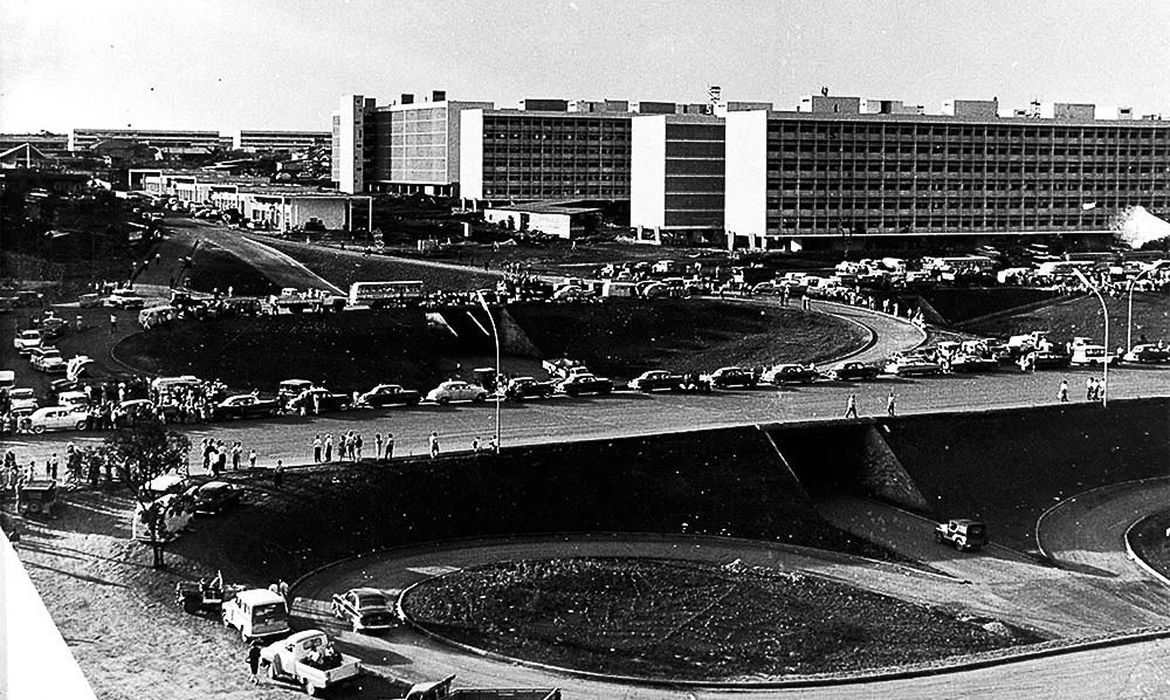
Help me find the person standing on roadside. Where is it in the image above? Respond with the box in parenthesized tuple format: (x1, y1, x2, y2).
(248, 448, 257, 470)
(1059, 378, 1069, 403)
(374, 433, 383, 460)
(844, 393, 859, 419)
(385, 433, 395, 459)
(354, 433, 364, 461)
(109, 313, 118, 335)
(274, 459, 284, 488)
(1085, 377, 1095, 402)
(231, 441, 242, 471)
(886, 391, 896, 417)
(323, 434, 333, 462)
(311, 435, 322, 463)
(429, 431, 440, 459)
(247, 641, 262, 684)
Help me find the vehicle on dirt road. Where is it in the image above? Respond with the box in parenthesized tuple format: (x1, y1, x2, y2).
(502, 376, 556, 401)
(761, 363, 820, 384)
(222, 588, 290, 642)
(1122, 343, 1170, 364)
(825, 361, 881, 381)
(628, 370, 684, 392)
(13, 330, 42, 354)
(359, 384, 422, 408)
(18, 480, 59, 517)
(26, 406, 89, 434)
(330, 588, 397, 633)
(557, 373, 614, 397)
(212, 394, 280, 420)
(934, 519, 988, 551)
(260, 629, 362, 696)
(703, 366, 759, 389)
(426, 380, 489, 405)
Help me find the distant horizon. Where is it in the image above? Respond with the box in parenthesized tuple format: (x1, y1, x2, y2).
(3, 0, 1168, 134)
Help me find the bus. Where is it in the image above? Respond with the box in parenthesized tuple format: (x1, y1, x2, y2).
(348, 281, 425, 307)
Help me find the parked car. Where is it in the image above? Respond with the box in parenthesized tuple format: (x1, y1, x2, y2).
(18, 480, 59, 517)
(502, 376, 556, 401)
(1070, 344, 1117, 367)
(359, 384, 422, 408)
(761, 363, 820, 384)
(9, 387, 39, 413)
(826, 361, 880, 381)
(628, 370, 684, 392)
(222, 588, 290, 642)
(103, 288, 146, 308)
(277, 379, 315, 407)
(29, 347, 67, 374)
(259, 629, 362, 696)
(558, 373, 614, 396)
(26, 406, 89, 434)
(934, 518, 988, 552)
(1122, 343, 1170, 364)
(703, 366, 758, 389)
(425, 380, 489, 405)
(288, 388, 351, 414)
(13, 329, 42, 354)
(948, 353, 999, 373)
(212, 394, 280, 420)
(884, 354, 943, 377)
(330, 588, 397, 633)
(56, 390, 90, 410)
(183, 481, 243, 514)
(112, 398, 157, 427)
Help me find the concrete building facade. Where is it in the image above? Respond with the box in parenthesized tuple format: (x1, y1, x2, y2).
(69, 128, 222, 155)
(234, 130, 330, 152)
(724, 104, 1170, 251)
(630, 114, 725, 244)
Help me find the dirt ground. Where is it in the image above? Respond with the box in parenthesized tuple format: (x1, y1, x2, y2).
(401, 557, 1034, 681)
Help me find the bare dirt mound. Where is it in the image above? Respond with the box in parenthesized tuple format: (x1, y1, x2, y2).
(401, 557, 1032, 682)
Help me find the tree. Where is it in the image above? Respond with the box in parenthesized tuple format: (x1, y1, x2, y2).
(99, 416, 191, 568)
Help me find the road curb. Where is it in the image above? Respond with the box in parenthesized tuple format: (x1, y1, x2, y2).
(1124, 516, 1170, 588)
(1035, 475, 1170, 567)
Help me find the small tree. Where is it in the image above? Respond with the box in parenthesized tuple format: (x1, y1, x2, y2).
(99, 416, 191, 568)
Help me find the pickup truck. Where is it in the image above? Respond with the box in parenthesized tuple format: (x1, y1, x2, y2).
(558, 373, 613, 397)
(260, 629, 361, 696)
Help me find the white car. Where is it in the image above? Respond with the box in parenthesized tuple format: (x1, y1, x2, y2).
(27, 406, 89, 434)
(57, 391, 90, 410)
(13, 330, 42, 354)
(103, 289, 146, 308)
(9, 388, 39, 413)
(425, 380, 489, 405)
(1070, 344, 1117, 367)
(30, 347, 67, 374)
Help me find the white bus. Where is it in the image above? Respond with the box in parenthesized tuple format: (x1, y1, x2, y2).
(347, 281, 425, 307)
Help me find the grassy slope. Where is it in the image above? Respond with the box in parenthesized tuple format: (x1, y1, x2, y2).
(963, 292, 1170, 345)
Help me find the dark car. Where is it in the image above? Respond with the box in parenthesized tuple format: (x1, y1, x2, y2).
(359, 384, 422, 408)
(558, 373, 614, 396)
(628, 370, 684, 393)
(212, 394, 280, 420)
(289, 388, 351, 414)
(183, 480, 243, 514)
(826, 361, 880, 381)
(762, 363, 820, 384)
(503, 376, 555, 401)
(703, 366, 758, 389)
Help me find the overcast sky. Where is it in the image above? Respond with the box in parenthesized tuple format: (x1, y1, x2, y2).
(2, 0, 1168, 133)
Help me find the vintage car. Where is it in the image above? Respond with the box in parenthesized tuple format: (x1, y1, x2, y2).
(557, 373, 613, 397)
(761, 363, 820, 384)
(702, 366, 759, 389)
(1070, 344, 1118, 367)
(935, 518, 988, 552)
(628, 370, 684, 393)
(26, 405, 89, 434)
(260, 629, 361, 696)
(277, 379, 315, 406)
(29, 347, 67, 374)
(288, 388, 351, 414)
(223, 588, 290, 642)
(358, 384, 422, 408)
(9, 387, 39, 413)
(425, 380, 489, 405)
(502, 376, 556, 401)
(18, 480, 59, 517)
(330, 587, 397, 633)
(132, 492, 194, 542)
(884, 354, 943, 377)
(112, 398, 157, 427)
(212, 394, 280, 420)
(1122, 343, 1170, 364)
(825, 361, 881, 381)
(948, 353, 1000, 373)
(103, 288, 146, 308)
(13, 329, 42, 354)
(183, 481, 243, 514)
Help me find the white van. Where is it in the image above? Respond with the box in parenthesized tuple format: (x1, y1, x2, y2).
(138, 305, 177, 329)
(222, 589, 290, 641)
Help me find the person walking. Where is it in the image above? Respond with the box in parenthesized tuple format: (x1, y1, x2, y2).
(1058, 378, 1070, 403)
(385, 433, 395, 460)
(247, 641, 262, 684)
(311, 435, 322, 463)
(429, 431, 440, 459)
(886, 391, 896, 417)
(844, 393, 859, 419)
(248, 448, 257, 470)
(109, 313, 118, 335)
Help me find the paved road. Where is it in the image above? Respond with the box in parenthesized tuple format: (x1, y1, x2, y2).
(292, 534, 1170, 700)
(186, 223, 344, 293)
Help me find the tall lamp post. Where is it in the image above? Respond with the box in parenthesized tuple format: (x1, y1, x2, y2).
(1073, 269, 1109, 407)
(1127, 261, 1167, 354)
(477, 291, 502, 452)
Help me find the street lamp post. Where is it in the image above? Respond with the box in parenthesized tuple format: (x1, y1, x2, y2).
(1126, 262, 1167, 354)
(1073, 269, 1109, 407)
(477, 291, 502, 452)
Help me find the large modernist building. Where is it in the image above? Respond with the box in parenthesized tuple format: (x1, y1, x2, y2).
(234, 130, 330, 153)
(723, 97, 1170, 250)
(69, 128, 223, 155)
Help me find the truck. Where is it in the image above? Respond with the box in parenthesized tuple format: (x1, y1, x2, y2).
(934, 518, 988, 552)
(260, 629, 361, 696)
(392, 675, 560, 700)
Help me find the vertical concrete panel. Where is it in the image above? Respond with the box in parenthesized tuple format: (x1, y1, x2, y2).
(630, 115, 666, 230)
(724, 110, 768, 238)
